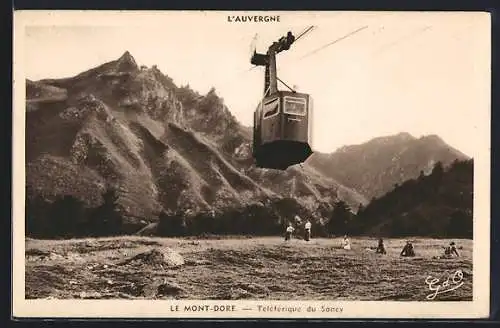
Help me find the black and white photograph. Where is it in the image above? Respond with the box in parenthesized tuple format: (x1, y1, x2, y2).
(13, 11, 490, 318)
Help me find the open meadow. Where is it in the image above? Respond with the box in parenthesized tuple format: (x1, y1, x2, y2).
(25, 236, 472, 301)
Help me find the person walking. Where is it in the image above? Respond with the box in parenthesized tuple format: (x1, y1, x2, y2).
(304, 220, 312, 241)
(285, 223, 294, 241)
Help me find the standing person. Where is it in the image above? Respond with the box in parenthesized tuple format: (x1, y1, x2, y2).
(304, 220, 312, 241)
(376, 238, 387, 254)
(294, 215, 302, 226)
(285, 223, 294, 241)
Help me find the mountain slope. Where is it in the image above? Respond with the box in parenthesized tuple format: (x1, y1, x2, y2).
(25, 52, 365, 229)
(307, 132, 469, 199)
(352, 159, 473, 238)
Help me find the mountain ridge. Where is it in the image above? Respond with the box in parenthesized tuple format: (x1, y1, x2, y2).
(25, 51, 468, 233)
(307, 131, 469, 199)
(26, 52, 367, 227)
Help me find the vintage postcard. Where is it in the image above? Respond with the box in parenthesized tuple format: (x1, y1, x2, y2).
(13, 10, 491, 319)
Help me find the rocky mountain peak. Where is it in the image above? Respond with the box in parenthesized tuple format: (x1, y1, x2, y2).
(26, 53, 469, 234)
(419, 134, 444, 144)
(395, 132, 415, 141)
(115, 51, 139, 73)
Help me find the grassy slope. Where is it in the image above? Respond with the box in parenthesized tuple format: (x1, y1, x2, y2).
(26, 236, 472, 301)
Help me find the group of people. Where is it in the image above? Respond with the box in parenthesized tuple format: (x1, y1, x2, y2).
(283, 219, 460, 258)
(285, 218, 311, 242)
(398, 240, 460, 258)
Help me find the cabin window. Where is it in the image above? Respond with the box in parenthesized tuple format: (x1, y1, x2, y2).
(263, 98, 280, 119)
(284, 96, 307, 116)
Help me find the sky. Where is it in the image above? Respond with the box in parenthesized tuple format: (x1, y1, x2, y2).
(20, 11, 490, 157)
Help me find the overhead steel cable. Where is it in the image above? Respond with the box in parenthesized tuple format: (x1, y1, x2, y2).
(295, 25, 316, 43)
(299, 25, 368, 60)
(373, 26, 432, 55)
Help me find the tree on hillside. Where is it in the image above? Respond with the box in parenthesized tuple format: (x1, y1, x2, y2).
(447, 210, 473, 238)
(175, 85, 199, 108)
(247, 203, 282, 235)
(429, 161, 445, 186)
(197, 87, 222, 114)
(353, 159, 473, 238)
(432, 161, 445, 175)
(87, 187, 123, 236)
(189, 211, 217, 235)
(47, 195, 86, 238)
(158, 210, 186, 236)
(356, 203, 364, 214)
(207, 87, 217, 95)
(327, 200, 353, 236)
(26, 195, 52, 238)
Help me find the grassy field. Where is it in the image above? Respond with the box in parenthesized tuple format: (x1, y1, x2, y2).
(25, 236, 472, 301)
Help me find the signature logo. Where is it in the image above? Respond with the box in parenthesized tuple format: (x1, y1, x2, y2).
(425, 270, 464, 300)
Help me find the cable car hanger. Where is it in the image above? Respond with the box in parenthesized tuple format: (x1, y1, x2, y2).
(247, 23, 434, 170)
(249, 25, 371, 171)
(247, 25, 316, 72)
(250, 30, 315, 170)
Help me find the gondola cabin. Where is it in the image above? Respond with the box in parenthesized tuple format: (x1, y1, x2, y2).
(253, 91, 313, 170)
(251, 31, 313, 170)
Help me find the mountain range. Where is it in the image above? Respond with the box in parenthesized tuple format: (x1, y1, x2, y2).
(25, 51, 469, 229)
(307, 132, 468, 200)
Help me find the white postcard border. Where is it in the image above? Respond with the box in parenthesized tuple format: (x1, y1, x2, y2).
(12, 10, 491, 319)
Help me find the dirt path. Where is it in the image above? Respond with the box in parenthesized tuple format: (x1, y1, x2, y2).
(25, 236, 473, 301)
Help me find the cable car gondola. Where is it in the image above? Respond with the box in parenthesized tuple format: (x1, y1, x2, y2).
(251, 31, 313, 171)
